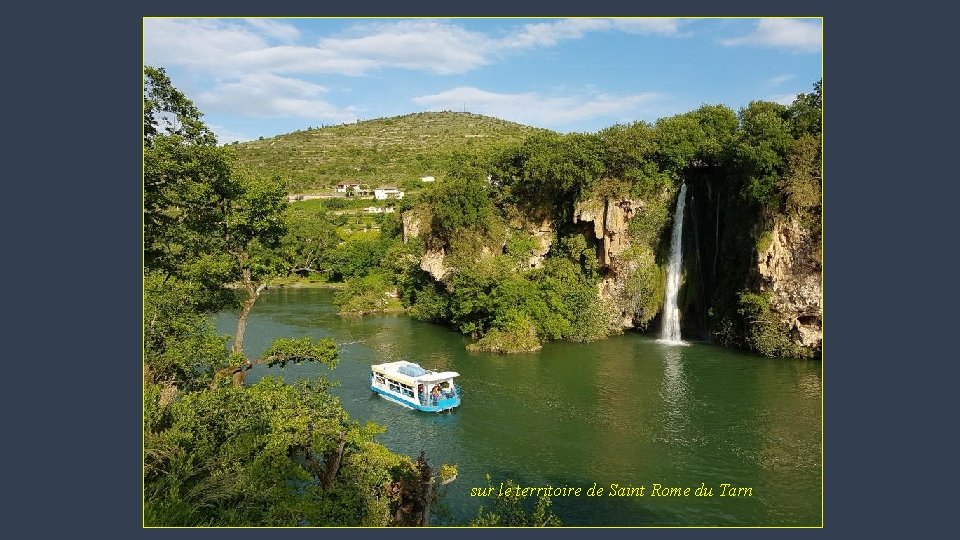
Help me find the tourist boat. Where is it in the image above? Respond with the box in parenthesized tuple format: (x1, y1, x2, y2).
(370, 361, 461, 412)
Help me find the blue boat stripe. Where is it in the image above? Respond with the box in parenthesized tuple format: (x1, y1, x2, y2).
(370, 385, 460, 412)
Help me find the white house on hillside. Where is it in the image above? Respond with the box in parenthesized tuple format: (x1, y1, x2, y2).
(420, 176, 435, 183)
(336, 182, 362, 193)
(374, 186, 404, 200)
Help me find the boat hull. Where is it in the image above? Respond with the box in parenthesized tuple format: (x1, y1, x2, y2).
(371, 385, 460, 412)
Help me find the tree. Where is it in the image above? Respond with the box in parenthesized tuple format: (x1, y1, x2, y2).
(470, 478, 561, 527)
(735, 100, 795, 206)
(503, 132, 605, 219)
(144, 66, 228, 277)
(282, 204, 341, 276)
(427, 172, 493, 242)
(788, 79, 822, 137)
(144, 67, 296, 382)
(144, 374, 419, 526)
(144, 66, 217, 146)
(653, 104, 737, 177)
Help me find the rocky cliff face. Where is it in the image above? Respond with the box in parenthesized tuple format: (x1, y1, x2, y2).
(526, 218, 554, 269)
(401, 212, 421, 244)
(574, 198, 644, 266)
(402, 190, 821, 358)
(574, 197, 653, 329)
(401, 213, 452, 280)
(403, 210, 555, 279)
(755, 217, 822, 352)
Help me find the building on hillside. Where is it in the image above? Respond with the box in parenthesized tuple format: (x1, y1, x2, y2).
(352, 186, 373, 197)
(420, 176, 435, 183)
(338, 182, 373, 197)
(374, 186, 404, 200)
(336, 182, 361, 193)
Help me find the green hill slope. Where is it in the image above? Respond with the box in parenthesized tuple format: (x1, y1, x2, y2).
(232, 111, 547, 192)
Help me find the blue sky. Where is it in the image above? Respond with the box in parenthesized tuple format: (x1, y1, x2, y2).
(143, 17, 822, 144)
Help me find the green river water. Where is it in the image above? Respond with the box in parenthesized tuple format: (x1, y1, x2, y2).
(214, 287, 822, 526)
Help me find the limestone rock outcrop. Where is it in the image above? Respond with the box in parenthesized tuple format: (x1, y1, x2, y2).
(756, 217, 822, 352)
(574, 198, 644, 266)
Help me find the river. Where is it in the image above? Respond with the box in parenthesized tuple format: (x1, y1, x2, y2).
(215, 288, 822, 526)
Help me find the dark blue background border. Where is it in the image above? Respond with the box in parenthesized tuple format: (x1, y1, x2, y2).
(10, 0, 950, 537)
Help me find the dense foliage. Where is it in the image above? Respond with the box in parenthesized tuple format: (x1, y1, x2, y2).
(143, 67, 447, 526)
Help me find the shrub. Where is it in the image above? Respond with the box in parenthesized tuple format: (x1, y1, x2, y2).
(467, 311, 542, 353)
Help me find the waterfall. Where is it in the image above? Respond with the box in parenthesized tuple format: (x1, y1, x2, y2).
(659, 183, 687, 344)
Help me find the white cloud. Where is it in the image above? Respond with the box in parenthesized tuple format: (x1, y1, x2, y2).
(610, 18, 682, 36)
(319, 20, 491, 74)
(765, 74, 796, 87)
(144, 19, 375, 76)
(244, 18, 301, 42)
(500, 18, 611, 48)
(721, 18, 822, 53)
(232, 45, 377, 76)
(210, 125, 256, 145)
(197, 74, 357, 123)
(412, 86, 664, 128)
(145, 17, 688, 77)
(499, 18, 681, 50)
(144, 18, 267, 69)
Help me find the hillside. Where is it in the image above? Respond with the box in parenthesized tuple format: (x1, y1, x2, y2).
(231, 111, 547, 192)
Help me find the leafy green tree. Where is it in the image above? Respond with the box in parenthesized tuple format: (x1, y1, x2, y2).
(323, 232, 387, 282)
(144, 66, 230, 279)
(470, 478, 561, 526)
(144, 65, 292, 378)
(283, 204, 341, 276)
(426, 171, 493, 242)
(144, 374, 412, 526)
(735, 100, 795, 206)
(144, 66, 217, 146)
(144, 272, 232, 391)
(653, 104, 737, 177)
(503, 132, 605, 218)
(781, 133, 822, 220)
(598, 121, 669, 196)
(787, 79, 822, 137)
(334, 272, 396, 314)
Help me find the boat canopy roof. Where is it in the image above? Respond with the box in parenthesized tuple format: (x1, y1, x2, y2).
(397, 364, 427, 378)
(372, 361, 459, 385)
(418, 371, 460, 383)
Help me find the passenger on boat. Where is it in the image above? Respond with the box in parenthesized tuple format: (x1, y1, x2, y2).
(430, 385, 440, 405)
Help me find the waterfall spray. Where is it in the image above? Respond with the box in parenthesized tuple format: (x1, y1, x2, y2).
(659, 184, 687, 344)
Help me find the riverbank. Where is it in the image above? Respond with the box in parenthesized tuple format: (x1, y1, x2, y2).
(267, 277, 346, 289)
